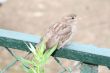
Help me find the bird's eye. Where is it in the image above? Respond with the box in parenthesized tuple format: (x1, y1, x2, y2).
(71, 17, 74, 19)
(70, 14, 76, 19)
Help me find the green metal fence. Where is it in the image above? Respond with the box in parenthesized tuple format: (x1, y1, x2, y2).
(0, 29, 110, 73)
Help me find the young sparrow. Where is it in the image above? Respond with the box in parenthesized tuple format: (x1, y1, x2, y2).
(26, 14, 77, 62)
(43, 14, 77, 49)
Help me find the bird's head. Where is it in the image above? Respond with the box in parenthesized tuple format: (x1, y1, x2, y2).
(62, 14, 77, 24)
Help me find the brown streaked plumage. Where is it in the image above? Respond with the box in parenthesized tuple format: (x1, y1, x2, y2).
(43, 14, 77, 49)
(26, 14, 77, 60)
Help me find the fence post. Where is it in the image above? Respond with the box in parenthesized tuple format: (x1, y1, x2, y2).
(80, 63, 98, 73)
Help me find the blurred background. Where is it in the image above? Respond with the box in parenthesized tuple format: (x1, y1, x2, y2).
(0, 0, 110, 73)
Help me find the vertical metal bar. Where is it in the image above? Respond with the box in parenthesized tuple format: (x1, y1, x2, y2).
(80, 63, 98, 73)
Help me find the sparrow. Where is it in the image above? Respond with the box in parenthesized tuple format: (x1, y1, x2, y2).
(43, 14, 77, 49)
(26, 14, 77, 68)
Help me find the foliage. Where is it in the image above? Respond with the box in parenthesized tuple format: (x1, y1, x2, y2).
(18, 41, 58, 73)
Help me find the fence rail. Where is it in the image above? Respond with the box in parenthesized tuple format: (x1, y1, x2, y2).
(0, 29, 110, 73)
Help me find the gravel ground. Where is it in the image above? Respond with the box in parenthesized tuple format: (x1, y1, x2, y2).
(0, 0, 110, 73)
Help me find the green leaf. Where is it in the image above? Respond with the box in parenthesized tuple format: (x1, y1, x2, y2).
(28, 43, 37, 55)
(43, 44, 58, 63)
(38, 41, 46, 54)
(17, 56, 32, 65)
(21, 40, 58, 73)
